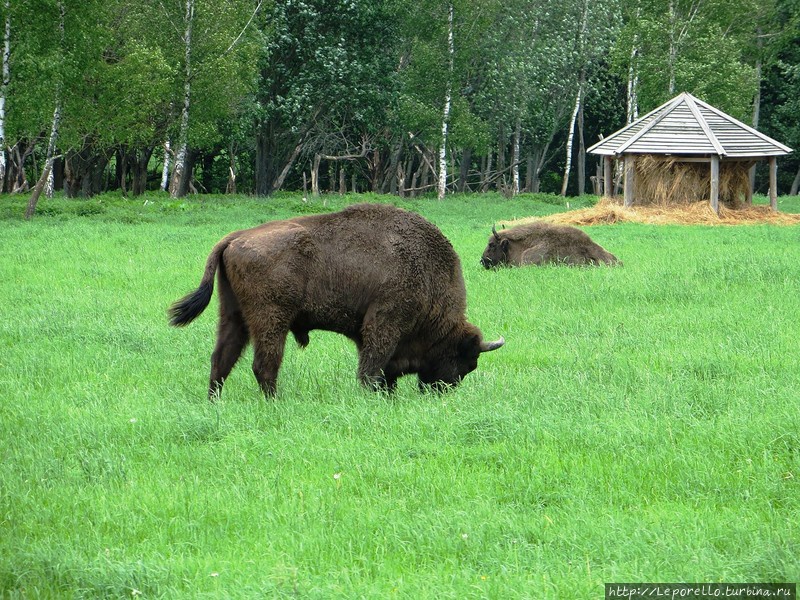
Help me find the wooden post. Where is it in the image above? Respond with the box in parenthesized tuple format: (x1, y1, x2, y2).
(710, 155, 720, 214)
(769, 156, 778, 211)
(623, 154, 634, 207)
(604, 156, 613, 197)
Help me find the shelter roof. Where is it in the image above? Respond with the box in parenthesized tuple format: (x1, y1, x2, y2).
(588, 92, 793, 158)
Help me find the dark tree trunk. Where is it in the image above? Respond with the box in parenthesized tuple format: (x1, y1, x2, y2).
(52, 156, 64, 192)
(254, 126, 271, 196)
(384, 139, 403, 194)
(115, 145, 154, 196)
(497, 127, 506, 179)
(9, 139, 36, 193)
(370, 148, 382, 192)
(525, 152, 534, 192)
(272, 139, 303, 193)
(176, 149, 195, 196)
(201, 151, 215, 193)
(118, 147, 128, 195)
(64, 144, 111, 198)
(226, 142, 237, 194)
(457, 147, 472, 192)
(255, 110, 317, 196)
(132, 146, 154, 196)
(418, 156, 430, 195)
(790, 164, 800, 196)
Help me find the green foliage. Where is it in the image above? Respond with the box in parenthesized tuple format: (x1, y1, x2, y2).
(1, 194, 799, 596)
(759, 2, 800, 188)
(2, 0, 798, 197)
(610, 0, 760, 116)
(259, 0, 399, 135)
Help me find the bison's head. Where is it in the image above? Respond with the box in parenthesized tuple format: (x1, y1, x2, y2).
(419, 325, 504, 391)
(480, 225, 510, 268)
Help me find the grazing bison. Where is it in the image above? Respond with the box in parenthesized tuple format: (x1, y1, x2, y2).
(480, 222, 620, 268)
(169, 203, 504, 398)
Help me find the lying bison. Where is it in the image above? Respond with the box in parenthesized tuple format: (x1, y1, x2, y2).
(169, 203, 504, 398)
(480, 222, 620, 268)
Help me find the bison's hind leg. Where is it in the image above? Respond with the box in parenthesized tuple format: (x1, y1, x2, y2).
(209, 278, 249, 400)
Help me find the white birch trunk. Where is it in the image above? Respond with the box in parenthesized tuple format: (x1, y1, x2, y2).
(749, 52, 762, 200)
(0, 0, 9, 188)
(512, 118, 521, 195)
(44, 0, 65, 199)
(667, 0, 700, 97)
(626, 36, 639, 123)
(170, 0, 193, 198)
(437, 2, 453, 201)
(668, 0, 676, 95)
(560, 84, 582, 196)
(25, 100, 60, 219)
(43, 97, 61, 198)
(752, 56, 761, 129)
(561, 0, 589, 197)
(481, 152, 492, 192)
(160, 140, 171, 191)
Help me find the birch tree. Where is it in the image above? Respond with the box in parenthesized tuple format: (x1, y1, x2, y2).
(25, 0, 64, 219)
(255, 0, 399, 196)
(613, 0, 756, 117)
(99, 0, 256, 197)
(561, 0, 590, 196)
(169, 0, 193, 197)
(437, 2, 454, 200)
(560, 83, 582, 196)
(0, 0, 9, 188)
(757, 0, 800, 194)
(161, 140, 171, 191)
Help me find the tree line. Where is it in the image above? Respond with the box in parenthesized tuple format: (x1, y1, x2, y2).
(4, 0, 799, 213)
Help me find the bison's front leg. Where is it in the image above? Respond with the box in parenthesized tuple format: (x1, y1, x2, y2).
(359, 371, 398, 392)
(357, 309, 401, 392)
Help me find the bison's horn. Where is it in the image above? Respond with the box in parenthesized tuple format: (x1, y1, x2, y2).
(480, 336, 505, 352)
(492, 224, 500, 241)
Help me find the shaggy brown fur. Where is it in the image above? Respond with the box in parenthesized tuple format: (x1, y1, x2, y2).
(170, 203, 504, 398)
(480, 221, 620, 268)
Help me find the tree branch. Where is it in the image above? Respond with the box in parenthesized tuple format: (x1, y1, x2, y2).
(222, 0, 263, 58)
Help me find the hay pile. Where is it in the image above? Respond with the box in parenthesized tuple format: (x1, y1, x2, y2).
(633, 155, 754, 206)
(508, 198, 800, 227)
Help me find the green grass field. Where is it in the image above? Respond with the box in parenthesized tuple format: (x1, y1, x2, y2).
(1, 192, 798, 598)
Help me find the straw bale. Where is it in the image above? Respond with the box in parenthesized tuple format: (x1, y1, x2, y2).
(633, 156, 754, 207)
(506, 198, 800, 227)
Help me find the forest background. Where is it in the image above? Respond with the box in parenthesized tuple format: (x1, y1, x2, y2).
(3, 0, 800, 205)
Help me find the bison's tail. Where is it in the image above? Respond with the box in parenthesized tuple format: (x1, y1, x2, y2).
(168, 236, 233, 327)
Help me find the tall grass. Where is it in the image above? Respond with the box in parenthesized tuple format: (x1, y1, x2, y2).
(1, 192, 798, 598)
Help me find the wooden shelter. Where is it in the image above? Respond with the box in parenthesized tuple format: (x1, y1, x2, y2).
(588, 92, 793, 213)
